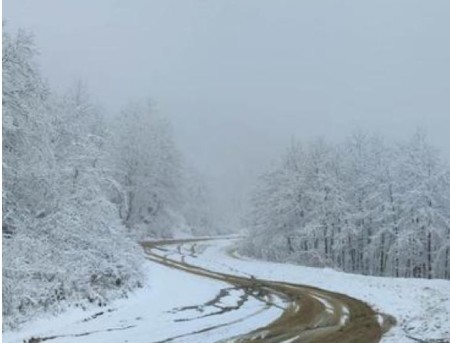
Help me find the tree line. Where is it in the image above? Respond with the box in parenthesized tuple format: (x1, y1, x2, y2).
(2, 29, 214, 328)
(241, 133, 450, 280)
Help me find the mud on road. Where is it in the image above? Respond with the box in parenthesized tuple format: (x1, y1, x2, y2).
(143, 239, 395, 343)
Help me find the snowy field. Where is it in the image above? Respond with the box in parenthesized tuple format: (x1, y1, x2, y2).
(3, 238, 450, 343)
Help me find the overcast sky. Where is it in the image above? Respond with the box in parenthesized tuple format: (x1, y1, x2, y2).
(4, 0, 450, 219)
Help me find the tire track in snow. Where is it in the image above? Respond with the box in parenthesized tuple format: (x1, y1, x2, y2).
(143, 239, 395, 343)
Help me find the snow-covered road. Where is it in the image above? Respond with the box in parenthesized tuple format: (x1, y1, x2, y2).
(4, 238, 450, 343)
(144, 238, 389, 343)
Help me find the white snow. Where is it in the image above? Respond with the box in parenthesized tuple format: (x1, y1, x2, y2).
(4, 238, 450, 343)
(180, 239, 450, 343)
(3, 242, 281, 343)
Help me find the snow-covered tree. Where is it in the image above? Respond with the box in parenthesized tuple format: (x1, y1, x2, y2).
(2, 29, 143, 329)
(182, 168, 217, 236)
(3, 29, 53, 236)
(242, 133, 450, 280)
(107, 102, 184, 237)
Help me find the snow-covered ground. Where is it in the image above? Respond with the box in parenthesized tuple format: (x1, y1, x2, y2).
(3, 242, 281, 343)
(4, 238, 450, 343)
(183, 239, 450, 343)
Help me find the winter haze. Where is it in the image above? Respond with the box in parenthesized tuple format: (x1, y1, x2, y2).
(4, 1, 450, 342)
(5, 0, 450, 219)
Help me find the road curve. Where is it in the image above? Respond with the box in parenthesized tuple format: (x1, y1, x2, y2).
(143, 239, 395, 343)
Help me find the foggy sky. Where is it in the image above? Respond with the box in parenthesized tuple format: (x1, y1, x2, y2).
(4, 0, 450, 220)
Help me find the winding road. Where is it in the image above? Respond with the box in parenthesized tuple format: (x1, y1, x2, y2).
(143, 238, 394, 343)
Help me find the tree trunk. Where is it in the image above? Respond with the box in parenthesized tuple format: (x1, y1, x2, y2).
(380, 232, 385, 275)
(427, 230, 432, 279)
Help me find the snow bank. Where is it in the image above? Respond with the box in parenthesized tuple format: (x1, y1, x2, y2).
(2, 200, 145, 330)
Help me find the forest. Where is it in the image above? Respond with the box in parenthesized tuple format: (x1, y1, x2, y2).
(4, 1, 450, 341)
(3, 25, 450, 338)
(241, 133, 450, 280)
(2, 29, 215, 328)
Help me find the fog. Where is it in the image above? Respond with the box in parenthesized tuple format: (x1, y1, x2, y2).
(4, 0, 450, 220)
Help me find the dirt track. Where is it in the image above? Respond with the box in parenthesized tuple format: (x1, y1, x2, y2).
(143, 239, 395, 343)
